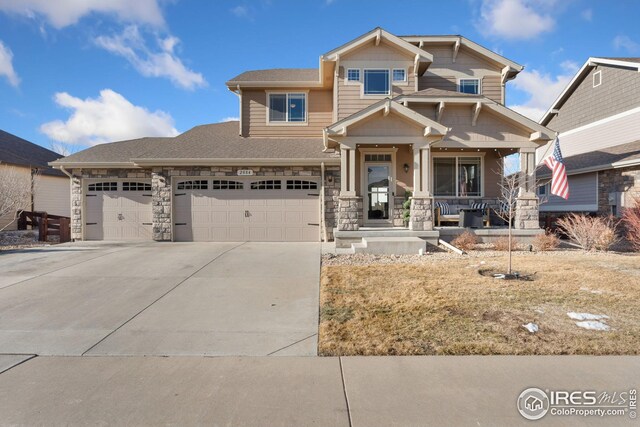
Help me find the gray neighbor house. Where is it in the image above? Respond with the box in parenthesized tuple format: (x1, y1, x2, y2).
(538, 57, 640, 218)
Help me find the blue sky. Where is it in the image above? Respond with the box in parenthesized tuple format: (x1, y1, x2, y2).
(0, 0, 638, 154)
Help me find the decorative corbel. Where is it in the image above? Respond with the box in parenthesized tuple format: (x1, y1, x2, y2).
(375, 29, 381, 46)
(436, 101, 445, 122)
(383, 100, 390, 116)
(414, 53, 420, 76)
(472, 102, 482, 126)
(452, 38, 461, 63)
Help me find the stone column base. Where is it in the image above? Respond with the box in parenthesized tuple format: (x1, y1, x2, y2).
(515, 195, 540, 229)
(409, 197, 433, 231)
(152, 171, 172, 241)
(337, 196, 363, 231)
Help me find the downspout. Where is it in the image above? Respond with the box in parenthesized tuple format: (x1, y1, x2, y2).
(321, 162, 327, 242)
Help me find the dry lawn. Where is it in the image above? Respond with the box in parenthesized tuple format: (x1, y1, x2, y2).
(319, 252, 640, 356)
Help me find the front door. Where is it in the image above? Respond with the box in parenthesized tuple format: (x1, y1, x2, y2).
(365, 163, 392, 225)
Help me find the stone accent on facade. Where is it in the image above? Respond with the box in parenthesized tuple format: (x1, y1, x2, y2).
(598, 167, 640, 216)
(151, 170, 172, 241)
(337, 196, 363, 231)
(393, 196, 407, 227)
(515, 195, 539, 229)
(408, 197, 433, 231)
(70, 174, 82, 241)
(323, 166, 340, 240)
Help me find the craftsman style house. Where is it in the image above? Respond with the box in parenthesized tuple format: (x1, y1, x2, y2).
(52, 28, 553, 250)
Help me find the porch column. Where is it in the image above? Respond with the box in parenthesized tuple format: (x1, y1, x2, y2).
(337, 146, 362, 231)
(515, 149, 540, 230)
(409, 142, 433, 231)
(152, 169, 172, 241)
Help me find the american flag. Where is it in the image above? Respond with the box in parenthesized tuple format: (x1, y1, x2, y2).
(543, 138, 569, 199)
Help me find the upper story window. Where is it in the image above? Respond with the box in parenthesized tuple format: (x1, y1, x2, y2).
(392, 68, 406, 83)
(364, 69, 390, 95)
(347, 69, 360, 82)
(459, 79, 480, 95)
(268, 93, 306, 123)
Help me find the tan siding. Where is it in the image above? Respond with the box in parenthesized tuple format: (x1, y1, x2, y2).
(417, 75, 456, 91)
(482, 149, 502, 198)
(547, 65, 640, 132)
(243, 89, 332, 137)
(349, 112, 424, 137)
(34, 175, 70, 217)
(437, 105, 530, 143)
(482, 75, 502, 103)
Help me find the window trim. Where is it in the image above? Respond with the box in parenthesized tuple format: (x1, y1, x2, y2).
(457, 78, 481, 95)
(346, 68, 361, 85)
(362, 69, 391, 97)
(265, 91, 309, 126)
(432, 153, 485, 198)
(392, 68, 408, 85)
(593, 70, 602, 88)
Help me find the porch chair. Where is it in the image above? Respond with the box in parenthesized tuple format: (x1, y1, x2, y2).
(470, 202, 491, 227)
(434, 201, 459, 226)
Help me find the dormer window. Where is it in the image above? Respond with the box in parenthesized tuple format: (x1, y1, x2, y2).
(459, 79, 480, 95)
(268, 93, 307, 123)
(392, 68, 406, 83)
(363, 69, 390, 95)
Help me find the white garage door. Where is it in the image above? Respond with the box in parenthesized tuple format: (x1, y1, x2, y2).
(85, 181, 153, 240)
(174, 178, 320, 242)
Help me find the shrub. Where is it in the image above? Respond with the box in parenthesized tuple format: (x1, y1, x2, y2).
(451, 230, 480, 251)
(622, 197, 640, 251)
(533, 231, 560, 251)
(556, 213, 620, 251)
(493, 235, 519, 251)
(402, 191, 412, 227)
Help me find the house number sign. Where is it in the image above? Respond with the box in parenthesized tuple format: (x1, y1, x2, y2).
(237, 169, 254, 176)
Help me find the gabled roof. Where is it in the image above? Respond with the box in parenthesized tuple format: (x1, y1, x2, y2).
(228, 69, 318, 83)
(399, 34, 523, 78)
(540, 57, 640, 126)
(325, 98, 448, 137)
(322, 27, 433, 66)
(0, 129, 65, 176)
(50, 122, 339, 168)
(538, 139, 640, 177)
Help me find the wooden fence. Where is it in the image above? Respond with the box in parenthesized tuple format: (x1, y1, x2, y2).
(17, 211, 71, 243)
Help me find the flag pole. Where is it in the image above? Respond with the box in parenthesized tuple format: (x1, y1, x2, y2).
(535, 131, 559, 170)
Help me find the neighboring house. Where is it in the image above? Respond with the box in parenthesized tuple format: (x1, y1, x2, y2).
(539, 57, 640, 217)
(51, 28, 553, 247)
(0, 129, 70, 230)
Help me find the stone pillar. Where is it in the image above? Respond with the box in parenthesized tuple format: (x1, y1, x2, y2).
(152, 170, 172, 241)
(70, 173, 83, 241)
(409, 197, 433, 231)
(337, 196, 363, 231)
(515, 195, 539, 229)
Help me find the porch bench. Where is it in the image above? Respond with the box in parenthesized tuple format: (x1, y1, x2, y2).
(434, 201, 490, 227)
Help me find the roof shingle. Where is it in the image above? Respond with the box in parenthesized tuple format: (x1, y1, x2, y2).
(227, 68, 319, 83)
(0, 129, 65, 176)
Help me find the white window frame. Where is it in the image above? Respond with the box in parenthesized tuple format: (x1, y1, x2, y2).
(392, 68, 407, 85)
(431, 153, 485, 198)
(265, 91, 308, 126)
(362, 69, 391, 97)
(593, 70, 602, 88)
(457, 78, 481, 95)
(346, 68, 361, 85)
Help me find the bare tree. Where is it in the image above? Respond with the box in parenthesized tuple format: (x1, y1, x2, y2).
(0, 165, 38, 231)
(50, 142, 80, 157)
(494, 169, 519, 274)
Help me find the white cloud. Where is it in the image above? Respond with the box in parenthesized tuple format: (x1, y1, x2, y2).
(613, 35, 640, 54)
(95, 26, 207, 90)
(508, 60, 579, 121)
(477, 0, 555, 40)
(0, 0, 164, 28)
(221, 116, 239, 122)
(581, 8, 593, 22)
(0, 40, 19, 86)
(230, 5, 250, 18)
(40, 89, 178, 146)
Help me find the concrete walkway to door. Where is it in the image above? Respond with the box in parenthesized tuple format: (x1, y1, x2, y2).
(0, 241, 320, 356)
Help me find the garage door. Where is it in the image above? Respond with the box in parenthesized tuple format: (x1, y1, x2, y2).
(85, 181, 153, 240)
(174, 178, 320, 242)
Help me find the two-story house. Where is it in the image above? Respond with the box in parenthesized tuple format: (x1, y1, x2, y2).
(52, 28, 553, 251)
(539, 57, 640, 218)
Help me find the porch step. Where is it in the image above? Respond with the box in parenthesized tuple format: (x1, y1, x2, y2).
(351, 236, 427, 255)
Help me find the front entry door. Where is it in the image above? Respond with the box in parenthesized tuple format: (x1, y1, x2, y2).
(365, 163, 392, 224)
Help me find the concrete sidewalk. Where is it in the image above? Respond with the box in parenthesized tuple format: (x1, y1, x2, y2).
(0, 355, 637, 426)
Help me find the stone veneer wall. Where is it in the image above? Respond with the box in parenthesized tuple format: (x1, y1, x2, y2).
(393, 196, 406, 227)
(70, 166, 337, 242)
(514, 195, 539, 229)
(598, 166, 640, 215)
(408, 197, 433, 231)
(337, 196, 363, 231)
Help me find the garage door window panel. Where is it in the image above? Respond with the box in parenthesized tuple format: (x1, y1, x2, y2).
(88, 182, 117, 191)
(177, 180, 208, 190)
(286, 180, 318, 190)
(212, 180, 244, 190)
(123, 182, 151, 191)
(250, 180, 282, 190)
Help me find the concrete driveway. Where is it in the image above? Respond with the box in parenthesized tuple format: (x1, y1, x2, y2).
(0, 241, 320, 356)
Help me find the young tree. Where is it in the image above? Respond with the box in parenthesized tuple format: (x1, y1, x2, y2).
(494, 167, 518, 275)
(0, 165, 37, 231)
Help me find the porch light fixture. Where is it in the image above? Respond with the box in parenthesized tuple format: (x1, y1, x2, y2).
(403, 163, 410, 173)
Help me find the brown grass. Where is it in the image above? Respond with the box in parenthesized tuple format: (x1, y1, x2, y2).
(319, 252, 640, 356)
(451, 231, 480, 251)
